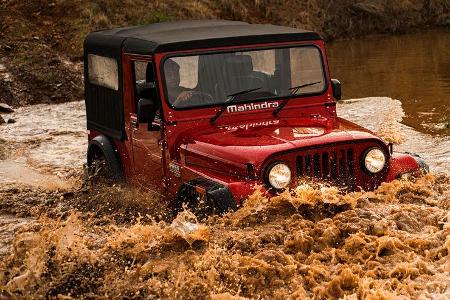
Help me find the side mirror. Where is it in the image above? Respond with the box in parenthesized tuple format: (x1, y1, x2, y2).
(331, 79, 342, 101)
(137, 98, 159, 130)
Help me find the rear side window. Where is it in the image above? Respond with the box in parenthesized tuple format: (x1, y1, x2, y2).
(88, 54, 119, 90)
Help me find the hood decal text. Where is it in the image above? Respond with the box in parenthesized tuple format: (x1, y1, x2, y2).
(226, 101, 279, 113)
(223, 120, 280, 131)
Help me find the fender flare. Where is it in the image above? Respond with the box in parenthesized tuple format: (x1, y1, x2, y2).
(87, 135, 124, 182)
(386, 152, 429, 182)
(404, 152, 429, 174)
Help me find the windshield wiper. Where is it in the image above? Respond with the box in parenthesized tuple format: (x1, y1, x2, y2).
(210, 87, 261, 123)
(272, 81, 322, 116)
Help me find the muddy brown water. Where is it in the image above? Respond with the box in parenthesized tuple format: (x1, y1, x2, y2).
(0, 101, 448, 299)
(0, 30, 449, 298)
(327, 28, 450, 136)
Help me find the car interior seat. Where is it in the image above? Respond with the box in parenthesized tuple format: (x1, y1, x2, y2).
(135, 63, 159, 117)
(215, 55, 263, 100)
(137, 63, 157, 99)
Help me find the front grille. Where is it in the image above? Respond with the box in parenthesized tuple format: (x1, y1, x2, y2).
(296, 148, 356, 190)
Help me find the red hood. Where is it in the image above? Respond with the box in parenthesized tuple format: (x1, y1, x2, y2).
(180, 116, 383, 175)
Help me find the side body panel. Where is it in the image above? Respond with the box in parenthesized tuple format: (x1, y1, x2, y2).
(122, 53, 167, 195)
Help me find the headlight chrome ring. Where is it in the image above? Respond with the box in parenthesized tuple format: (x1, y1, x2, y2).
(363, 147, 386, 174)
(267, 162, 292, 189)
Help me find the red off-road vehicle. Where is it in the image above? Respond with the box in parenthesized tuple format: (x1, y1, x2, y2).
(84, 20, 428, 213)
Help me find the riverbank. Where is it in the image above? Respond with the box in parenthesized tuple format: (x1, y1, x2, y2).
(0, 0, 449, 106)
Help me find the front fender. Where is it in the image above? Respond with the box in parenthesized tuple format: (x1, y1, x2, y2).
(385, 152, 429, 182)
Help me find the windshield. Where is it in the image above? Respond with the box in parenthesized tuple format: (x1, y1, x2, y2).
(163, 45, 326, 109)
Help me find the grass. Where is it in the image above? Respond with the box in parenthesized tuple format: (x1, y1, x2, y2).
(129, 12, 171, 26)
(12, 53, 34, 66)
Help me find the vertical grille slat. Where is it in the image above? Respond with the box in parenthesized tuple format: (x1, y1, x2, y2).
(348, 149, 355, 190)
(296, 147, 356, 191)
(297, 156, 304, 177)
(305, 155, 312, 176)
(339, 150, 346, 187)
(331, 151, 338, 183)
(322, 152, 329, 179)
(313, 153, 321, 178)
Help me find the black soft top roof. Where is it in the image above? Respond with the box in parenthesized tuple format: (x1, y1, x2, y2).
(84, 20, 322, 56)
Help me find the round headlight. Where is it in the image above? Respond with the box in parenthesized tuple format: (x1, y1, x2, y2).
(364, 148, 386, 173)
(268, 163, 292, 189)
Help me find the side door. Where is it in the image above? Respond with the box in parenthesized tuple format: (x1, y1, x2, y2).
(126, 56, 166, 194)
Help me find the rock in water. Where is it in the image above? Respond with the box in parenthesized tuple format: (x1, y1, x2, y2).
(0, 103, 14, 113)
(0, 115, 5, 124)
(7, 118, 16, 124)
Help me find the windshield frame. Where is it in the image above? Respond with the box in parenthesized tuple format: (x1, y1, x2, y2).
(159, 43, 329, 111)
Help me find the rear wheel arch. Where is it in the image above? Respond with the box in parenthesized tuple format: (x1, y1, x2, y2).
(87, 135, 124, 182)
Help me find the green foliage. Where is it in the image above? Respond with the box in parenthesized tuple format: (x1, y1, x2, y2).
(137, 12, 171, 25)
(153, 11, 171, 23)
(13, 53, 33, 66)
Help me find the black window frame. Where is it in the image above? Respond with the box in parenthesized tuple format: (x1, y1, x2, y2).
(130, 58, 162, 125)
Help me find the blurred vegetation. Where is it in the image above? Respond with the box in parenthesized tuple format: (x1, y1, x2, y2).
(0, 0, 449, 105)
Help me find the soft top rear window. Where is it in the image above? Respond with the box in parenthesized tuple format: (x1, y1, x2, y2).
(88, 54, 119, 91)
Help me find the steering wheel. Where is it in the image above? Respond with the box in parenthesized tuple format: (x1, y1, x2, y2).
(172, 91, 215, 108)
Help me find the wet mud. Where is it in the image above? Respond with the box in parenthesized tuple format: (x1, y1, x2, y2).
(0, 175, 449, 298)
(0, 97, 449, 298)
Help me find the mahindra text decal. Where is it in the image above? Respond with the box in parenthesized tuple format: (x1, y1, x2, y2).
(226, 101, 279, 113)
(222, 120, 280, 131)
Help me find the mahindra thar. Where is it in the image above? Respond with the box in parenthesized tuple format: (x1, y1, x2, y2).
(84, 20, 428, 213)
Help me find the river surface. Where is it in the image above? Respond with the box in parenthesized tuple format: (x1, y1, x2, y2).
(0, 30, 449, 298)
(0, 30, 448, 186)
(0, 97, 447, 185)
(327, 28, 450, 136)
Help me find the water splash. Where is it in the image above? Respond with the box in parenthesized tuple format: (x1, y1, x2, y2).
(338, 97, 450, 174)
(0, 175, 448, 298)
(0, 98, 449, 298)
